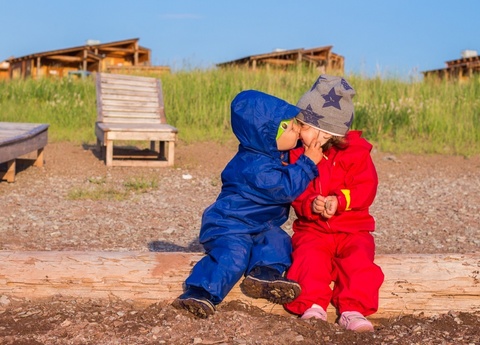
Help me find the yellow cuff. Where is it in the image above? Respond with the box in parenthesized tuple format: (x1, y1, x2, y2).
(341, 189, 351, 210)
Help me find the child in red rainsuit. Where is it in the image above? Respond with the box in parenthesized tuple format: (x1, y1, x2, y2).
(284, 75, 384, 332)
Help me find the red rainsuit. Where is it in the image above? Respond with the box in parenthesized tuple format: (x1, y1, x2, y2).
(284, 130, 384, 316)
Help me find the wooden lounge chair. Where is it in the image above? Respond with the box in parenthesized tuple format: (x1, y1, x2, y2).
(95, 73, 178, 167)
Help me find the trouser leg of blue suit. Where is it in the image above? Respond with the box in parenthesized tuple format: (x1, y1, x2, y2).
(185, 234, 253, 304)
(185, 227, 293, 305)
(247, 226, 293, 274)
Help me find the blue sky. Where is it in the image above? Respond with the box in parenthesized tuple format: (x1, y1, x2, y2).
(1, 0, 478, 77)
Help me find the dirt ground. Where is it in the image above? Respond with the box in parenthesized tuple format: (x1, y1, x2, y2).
(0, 141, 479, 345)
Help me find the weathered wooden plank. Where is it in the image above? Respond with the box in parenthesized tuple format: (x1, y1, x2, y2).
(0, 130, 48, 162)
(0, 251, 478, 320)
(101, 100, 161, 108)
(96, 123, 177, 133)
(102, 107, 161, 114)
(101, 84, 159, 93)
(100, 73, 160, 83)
(101, 93, 161, 101)
(0, 122, 49, 148)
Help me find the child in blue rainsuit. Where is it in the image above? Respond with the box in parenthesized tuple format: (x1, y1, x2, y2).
(173, 90, 323, 318)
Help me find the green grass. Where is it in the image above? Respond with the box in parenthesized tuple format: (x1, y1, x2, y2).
(1, 69, 479, 155)
(0, 77, 96, 143)
(350, 75, 480, 155)
(67, 187, 129, 201)
(67, 176, 158, 201)
(123, 177, 158, 192)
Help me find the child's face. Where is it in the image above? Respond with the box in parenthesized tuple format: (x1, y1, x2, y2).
(276, 119, 301, 151)
(298, 121, 332, 148)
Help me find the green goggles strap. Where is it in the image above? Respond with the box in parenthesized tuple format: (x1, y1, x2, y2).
(276, 120, 291, 140)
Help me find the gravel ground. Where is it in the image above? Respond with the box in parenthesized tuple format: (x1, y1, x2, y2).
(0, 141, 479, 344)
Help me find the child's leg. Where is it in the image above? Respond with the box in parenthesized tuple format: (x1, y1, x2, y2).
(331, 231, 384, 316)
(186, 234, 253, 301)
(248, 226, 293, 271)
(174, 234, 253, 317)
(284, 230, 335, 315)
(240, 227, 300, 303)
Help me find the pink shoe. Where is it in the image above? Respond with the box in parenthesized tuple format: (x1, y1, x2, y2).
(339, 311, 374, 332)
(301, 304, 327, 321)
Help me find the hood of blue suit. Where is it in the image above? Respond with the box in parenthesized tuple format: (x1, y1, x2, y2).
(231, 90, 301, 156)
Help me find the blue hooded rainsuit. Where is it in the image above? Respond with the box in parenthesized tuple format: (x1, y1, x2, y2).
(185, 90, 319, 304)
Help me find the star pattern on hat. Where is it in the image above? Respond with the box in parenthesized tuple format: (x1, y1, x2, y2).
(341, 78, 353, 90)
(322, 87, 342, 110)
(310, 75, 327, 91)
(301, 104, 324, 125)
(345, 113, 354, 128)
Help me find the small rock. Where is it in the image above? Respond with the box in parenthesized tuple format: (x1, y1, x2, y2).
(295, 335, 305, 342)
(0, 295, 10, 306)
(60, 319, 72, 327)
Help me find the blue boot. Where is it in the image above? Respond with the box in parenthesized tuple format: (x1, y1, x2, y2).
(172, 287, 216, 318)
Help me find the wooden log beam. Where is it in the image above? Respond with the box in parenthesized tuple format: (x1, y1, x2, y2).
(0, 251, 478, 321)
(44, 55, 83, 62)
(261, 58, 296, 66)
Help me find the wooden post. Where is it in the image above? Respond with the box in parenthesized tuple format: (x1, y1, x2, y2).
(33, 148, 45, 167)
(1, 159, 16, 182)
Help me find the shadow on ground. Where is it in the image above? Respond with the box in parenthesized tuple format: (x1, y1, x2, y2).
(148, 239, 203, 253)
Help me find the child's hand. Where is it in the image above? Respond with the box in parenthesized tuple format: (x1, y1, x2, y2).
(304, 139, 323, 164)
(312, 195, 327, 214)
(322, 196, 338, 219)
(312, 195, 338, 218)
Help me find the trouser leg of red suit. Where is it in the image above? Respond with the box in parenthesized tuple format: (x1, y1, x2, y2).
(284, 230, 336, 315)
(284, 230, 384, 317)
(331, 231, 384, 316)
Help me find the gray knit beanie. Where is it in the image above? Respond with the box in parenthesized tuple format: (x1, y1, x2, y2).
(296, 75, 355, 137)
